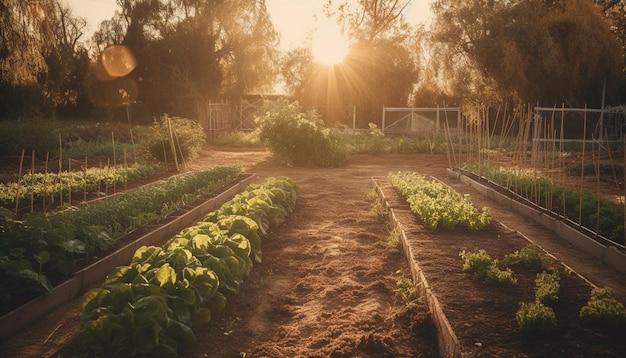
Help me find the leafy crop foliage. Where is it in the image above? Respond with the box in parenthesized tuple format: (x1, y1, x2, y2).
(0, 166, 240, 312)
(389, 172, 491, 230)
(516, 301, 558, 335)
(503, 247, 546, 271)
(459, 249, 517, 286)
(579, 287, 626, 329)
(70, 176, 298, 356)
(255, 102, 348, 167)
(464, 162, 624, 245)
(0, 163, 162, 211)
(534, 272, 560, 305)
(137, 114, 206, 163)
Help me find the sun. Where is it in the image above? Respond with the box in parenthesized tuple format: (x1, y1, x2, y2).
(311, 19, 349, 66)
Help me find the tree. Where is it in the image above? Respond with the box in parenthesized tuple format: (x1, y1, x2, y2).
(285, 0, 418, 127)
(87, 0, 279, 121)
(430, 0, 623, 107)
(0, 0, 54, 86)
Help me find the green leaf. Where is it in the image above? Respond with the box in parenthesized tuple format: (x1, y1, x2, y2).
(104, 266, 138, 287)
(155, 264, 177, 287)
(60, 239, 86, 254)
(80, 288, 110, 316)
(17, 269, 53, 293)
(131, 246, 164, 266)
(34, 250, 50, 265)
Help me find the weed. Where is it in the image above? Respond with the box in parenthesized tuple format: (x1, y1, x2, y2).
(367, 188, 387, 220)
(387, 228, 402, 249)
(394, 270, 421, 308)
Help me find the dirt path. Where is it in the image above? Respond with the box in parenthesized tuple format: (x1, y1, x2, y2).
(1, 149, 625, 357)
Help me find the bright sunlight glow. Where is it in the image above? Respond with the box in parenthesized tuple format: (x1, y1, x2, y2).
(311, 20, 349, 66)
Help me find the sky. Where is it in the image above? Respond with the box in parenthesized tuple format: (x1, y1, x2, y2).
(66, 0, 433, 49)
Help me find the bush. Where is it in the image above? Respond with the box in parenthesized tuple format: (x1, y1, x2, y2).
(580, 287, 626, 329)
(255, 102, 349, 167)
(137, 114, 206, 163)
(516, 301, 558, 335)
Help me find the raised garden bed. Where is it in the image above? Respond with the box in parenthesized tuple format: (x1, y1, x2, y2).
(372, 175, 625, 357)
(0, 173, 257, 340)
(448, 168, 626, 274)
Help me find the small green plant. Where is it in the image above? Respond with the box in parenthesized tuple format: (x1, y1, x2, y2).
(579, 287, 626, 329)
(394, 270, 420, 308)
(386, 228, 402, 249)
(367, 188, 386, 220)
(459, 249, 517, 286)
(516, 301, 558, 335)
(504, 247, 545, 271)
(534, 272, 560, 306)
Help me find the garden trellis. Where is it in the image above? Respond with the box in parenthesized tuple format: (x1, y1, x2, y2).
(381, 106, 462, 135)
(450, 103, 626, 250)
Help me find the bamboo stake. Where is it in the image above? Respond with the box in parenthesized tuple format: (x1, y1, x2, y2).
(30, 149, 35, 212)
(68, 158, 72, 206)
(112, 132, 117, 193)
(595, 136, 600, 233)
(58, 133, 63, 208)
(43, 152, 49, 212)
(167, 117, 180, 171)
(129, 129, 137, 165)
(561, 104, 566, 218)
(15, 149, 25, 215)
(84, 157, 88, 202)
(579, 106, 588, 226)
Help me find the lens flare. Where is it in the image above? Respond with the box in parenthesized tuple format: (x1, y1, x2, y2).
(101, 45, 137, 78)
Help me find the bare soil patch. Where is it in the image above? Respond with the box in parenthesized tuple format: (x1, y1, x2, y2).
(1, 148, 625, 357)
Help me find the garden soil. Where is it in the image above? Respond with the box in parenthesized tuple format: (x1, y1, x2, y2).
(1, 149, 625, 357)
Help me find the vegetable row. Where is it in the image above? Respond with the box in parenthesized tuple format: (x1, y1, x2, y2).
(389, 172, 491, 230)
(0, 163, 162, 212)
(464, 163, 624, 244)
(0, 166, 241, 312)
(69, 176, 298, 357)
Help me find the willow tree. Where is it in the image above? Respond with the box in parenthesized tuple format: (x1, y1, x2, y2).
(89, 0, 279, 121)
(431, 0, 623, 107)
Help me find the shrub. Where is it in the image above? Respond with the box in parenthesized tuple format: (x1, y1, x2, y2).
(516, 301, 558, 335)
(579, 287, 626, 329)
(255, 102, 348, 167)
(504, 247, 545, 271)
(137, 114, 206, 163)
(534, 272, 560, 306)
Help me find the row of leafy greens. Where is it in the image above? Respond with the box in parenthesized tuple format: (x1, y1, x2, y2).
(70, 176, 298, 357)
(0, 165, 241, 313)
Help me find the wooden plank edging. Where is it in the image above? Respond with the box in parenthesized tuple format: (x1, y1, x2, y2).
(371, 177, 463, 358)
(446, 169, 626, 275)
(0, 174, 259, 341)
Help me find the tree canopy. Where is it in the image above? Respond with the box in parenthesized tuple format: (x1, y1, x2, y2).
(0, 0, 624, 121)
(429, 0, 623, 107)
